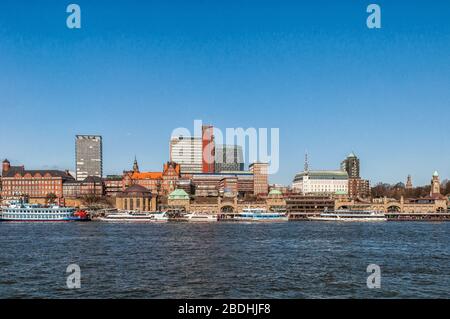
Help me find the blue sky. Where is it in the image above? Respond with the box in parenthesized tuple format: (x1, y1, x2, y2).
(0, 0, 449, 186)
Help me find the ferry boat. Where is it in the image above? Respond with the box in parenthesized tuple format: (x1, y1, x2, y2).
(0, 201, 90, 222)
(97, 211, 169, 222)
(233, 208, 288, 222)
(184, 212, 218, 222)
(308, 209, 386, 222)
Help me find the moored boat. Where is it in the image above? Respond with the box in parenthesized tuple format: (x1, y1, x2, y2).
(308, 209, 386, 222)
(184, 212, 218, 222)
(0, 201, 90, 222)
(233, 208, 288, 222)
(97, 211, 169, 222)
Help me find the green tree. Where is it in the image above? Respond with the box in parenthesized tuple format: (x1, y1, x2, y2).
(45, 193, 57, 205)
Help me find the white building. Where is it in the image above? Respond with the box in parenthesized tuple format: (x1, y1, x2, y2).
(292, 170, 348, 195)
(170, 136, 203, 174)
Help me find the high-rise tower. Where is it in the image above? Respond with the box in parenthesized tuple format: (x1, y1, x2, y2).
(75, 135, 103, 181)
(202, 125, 215, 173)
(341, 152, 360, 178)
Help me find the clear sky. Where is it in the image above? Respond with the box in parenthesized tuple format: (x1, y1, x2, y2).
(0, 0, 449, 186)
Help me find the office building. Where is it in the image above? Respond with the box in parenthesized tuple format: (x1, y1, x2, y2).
(76, 135, 103, 181)
(170, 136, 203, 174)
(249, 162, 269, 195)
(341, 152, 360, 178)
(214, 144, 244, 172)
(348, 178, 370, 199)
(202, 125, 215, 173)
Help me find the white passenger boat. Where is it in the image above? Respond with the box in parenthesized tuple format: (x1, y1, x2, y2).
(0, 201, 89, 222)
(234, 208, 288, 222)
(184, 212, 218, 222)
(308, 209, 386, 222)
(97, 211, 169, 222)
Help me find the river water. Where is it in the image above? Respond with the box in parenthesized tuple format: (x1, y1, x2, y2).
(0, 222, 449, 298)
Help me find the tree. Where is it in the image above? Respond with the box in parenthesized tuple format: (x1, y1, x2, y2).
(45, 193, 57, 205)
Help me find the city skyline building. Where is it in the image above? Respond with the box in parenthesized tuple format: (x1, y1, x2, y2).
(249, 162, 269, 195)
(1, 159, 74, 203)
(214, 144, 244, 172)
(292, 153, 348, 195)
(341, 152, 360, 179)
(75, 135, 103, 181)
(169, 136, 203, 174)
(340, 152, 370, 199)
(292, 170, 349, 195)
(202, 125, 215, 173)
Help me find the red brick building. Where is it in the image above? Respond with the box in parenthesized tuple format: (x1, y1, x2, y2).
(123, 160, 181, 195)
(62, 176, 104, 198)
(1, 159, 74, 203)
(249, 162, 269, 196)
(348, 178, 370, 199)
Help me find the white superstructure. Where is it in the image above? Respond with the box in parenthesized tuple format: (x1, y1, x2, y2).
(184, 212, 218, 222)
(308, 209, 386, 222)
(97, 211, 169, 222)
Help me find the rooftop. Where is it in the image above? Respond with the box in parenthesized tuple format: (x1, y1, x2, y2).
(269, 189, 283, 196)
(293, 170, 349, 182)
(168, 189, 189, 200)
(2, 166, 74, 180)
(118, 184, 152, 197)
(131, 172, 163, 179)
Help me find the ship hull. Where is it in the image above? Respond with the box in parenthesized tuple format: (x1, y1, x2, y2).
(308, 217, 386, 222)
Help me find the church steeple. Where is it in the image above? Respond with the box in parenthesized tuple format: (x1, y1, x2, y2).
(133, 156, 139, 173)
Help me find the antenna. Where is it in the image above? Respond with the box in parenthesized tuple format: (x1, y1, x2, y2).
(304, 151, 309, 172)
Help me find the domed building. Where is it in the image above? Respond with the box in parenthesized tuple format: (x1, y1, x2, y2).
(115, 184, 156, 212)
(166, 189, 190, 213)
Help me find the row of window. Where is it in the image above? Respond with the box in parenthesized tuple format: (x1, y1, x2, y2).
(3, 186, 58, 190)
(2, 214, 69, 219)
(3, 180, 58, 185)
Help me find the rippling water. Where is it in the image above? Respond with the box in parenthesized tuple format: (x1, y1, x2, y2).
(0, 222, 449, 298)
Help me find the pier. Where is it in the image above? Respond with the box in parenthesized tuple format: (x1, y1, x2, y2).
(386, 212, 450, 221)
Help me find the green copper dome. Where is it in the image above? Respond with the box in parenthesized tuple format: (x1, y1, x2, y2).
(168, 189, 189, 200)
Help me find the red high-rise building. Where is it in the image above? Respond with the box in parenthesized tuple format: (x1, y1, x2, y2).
(202, 125, 215, 173)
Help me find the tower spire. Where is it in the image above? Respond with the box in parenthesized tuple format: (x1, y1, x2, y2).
(304, 151, 309, 172)
(133, 156, 139, 173)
